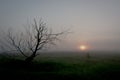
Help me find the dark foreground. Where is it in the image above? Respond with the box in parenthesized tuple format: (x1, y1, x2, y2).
(0, 52, 120, 80)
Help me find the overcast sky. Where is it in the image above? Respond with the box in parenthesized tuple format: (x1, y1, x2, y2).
(0, 0, 120, 51)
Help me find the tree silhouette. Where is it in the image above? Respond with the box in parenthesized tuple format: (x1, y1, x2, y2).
(4, 19, 66, 62)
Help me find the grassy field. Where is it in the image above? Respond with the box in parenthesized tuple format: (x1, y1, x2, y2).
(0, 51, 120, 80)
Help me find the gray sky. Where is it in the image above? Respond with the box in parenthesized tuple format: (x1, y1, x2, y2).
(0, 0, 120, 51)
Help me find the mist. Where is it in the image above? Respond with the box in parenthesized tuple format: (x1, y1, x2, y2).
(0, 0, 120, 52)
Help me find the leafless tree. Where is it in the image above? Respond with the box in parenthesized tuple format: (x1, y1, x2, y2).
(3, 19, 66, 62)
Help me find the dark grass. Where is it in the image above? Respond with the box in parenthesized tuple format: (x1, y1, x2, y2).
(0, 52, 120, 80)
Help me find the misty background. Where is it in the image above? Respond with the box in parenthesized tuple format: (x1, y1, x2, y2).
(0, 0, 120, 52)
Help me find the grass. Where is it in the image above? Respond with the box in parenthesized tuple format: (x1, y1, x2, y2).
(0, 52, 120, 80)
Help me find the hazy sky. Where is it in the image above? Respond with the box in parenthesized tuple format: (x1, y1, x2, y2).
(0, 0, 120, 51)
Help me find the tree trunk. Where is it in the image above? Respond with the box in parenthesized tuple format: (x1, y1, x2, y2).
(25, 54, 35, 63)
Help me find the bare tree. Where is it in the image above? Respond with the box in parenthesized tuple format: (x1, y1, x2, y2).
(3, 19, 66, 62)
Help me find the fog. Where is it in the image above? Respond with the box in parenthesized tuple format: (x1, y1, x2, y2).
(0, 0, 120, 52)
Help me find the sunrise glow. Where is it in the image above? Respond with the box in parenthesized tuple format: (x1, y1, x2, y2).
(79, 45, 86, 51)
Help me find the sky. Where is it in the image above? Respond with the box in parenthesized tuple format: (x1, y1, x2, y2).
(0, 0, 120, 52)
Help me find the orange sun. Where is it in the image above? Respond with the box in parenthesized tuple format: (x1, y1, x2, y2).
(79, 45, 86, 50)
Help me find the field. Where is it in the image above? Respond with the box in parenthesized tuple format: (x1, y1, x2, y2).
(0, 51, 120, 80)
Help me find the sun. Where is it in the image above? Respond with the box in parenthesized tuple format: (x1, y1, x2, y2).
(79, 45, 86, 50)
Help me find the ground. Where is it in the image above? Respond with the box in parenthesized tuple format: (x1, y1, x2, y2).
(0, 51, 120, 80)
